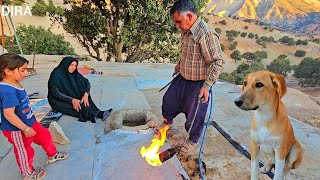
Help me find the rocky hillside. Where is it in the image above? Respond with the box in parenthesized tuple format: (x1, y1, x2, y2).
(203, 0, 320, 35)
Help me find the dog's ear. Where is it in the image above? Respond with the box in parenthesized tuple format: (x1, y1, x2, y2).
(271, 73, 287, 98)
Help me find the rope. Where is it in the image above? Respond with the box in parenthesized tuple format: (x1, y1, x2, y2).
(198, 89, 213, 180)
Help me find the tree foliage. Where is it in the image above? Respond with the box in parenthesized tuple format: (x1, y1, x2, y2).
(31, 0, 47, 16)
(242, 50, 267, 63)
(294, 50, 307, 57)
(220, 63, 265, 85)
(3, 25, 74, 55)
(230, 50, 241, 62)
(294, 57, 320, 87)
(267, 55, 292, 77)
(55, 0, 205, 62)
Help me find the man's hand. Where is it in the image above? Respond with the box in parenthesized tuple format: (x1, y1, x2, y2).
(72, 98, 81, 111)
(198, 87, 210, 103)
(24, 127, 36, 138)
(154, 124, 171, 138)
(81, 92, 89, 106)
(172, 64, 180, 77)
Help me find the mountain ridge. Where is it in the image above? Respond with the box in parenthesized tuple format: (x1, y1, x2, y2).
(204, 0, 320, 35)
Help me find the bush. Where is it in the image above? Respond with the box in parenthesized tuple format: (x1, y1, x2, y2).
(55, 6, 65, 16)
(220, 72, 235, 83)
(220, 44, 225, 51)
(267, 55, 292, 77)
(294, 57, 320, 87)
(215, 28, 222, 34)
(219, 20, 227, 25)
(229, 43, 237, 50)
(234, 73, 245, 85)
(294, 50, 307, 57)
(228, 37, 235, 41)
(14, 0, 24, 5)
(240, 32, 247, 37)
(47, 0, 56, 14)
(296, 39, 308, 45)
(287, 39, 296, 46)
(248, 33, 254, 39)
(220, 63, 265, 85)
(244, 26, 248, 30)
(31, 3, 47, 16)
(4, 25, 75, 55)
(259, 22, 265, 26)
(230, 50, 241, 62)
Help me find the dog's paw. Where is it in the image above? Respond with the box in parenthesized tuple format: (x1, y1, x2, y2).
(260, 164, 273, 174)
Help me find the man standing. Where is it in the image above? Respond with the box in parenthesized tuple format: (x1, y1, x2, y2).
(156, 0, 224, 153)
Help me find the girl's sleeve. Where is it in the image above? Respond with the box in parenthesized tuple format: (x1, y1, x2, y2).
(51, 87, 73, 103)
(1, 92, 19, 109)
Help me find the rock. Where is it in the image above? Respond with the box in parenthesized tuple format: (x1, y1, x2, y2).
(48, 122, 70, 145)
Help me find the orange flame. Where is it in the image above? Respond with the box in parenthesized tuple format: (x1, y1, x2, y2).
(140, 125, 170, 166)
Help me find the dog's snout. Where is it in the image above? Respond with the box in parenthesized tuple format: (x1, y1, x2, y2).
(234, 98, 243, 107)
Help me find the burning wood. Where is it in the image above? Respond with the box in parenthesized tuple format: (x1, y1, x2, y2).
(140, 125, 170, 166)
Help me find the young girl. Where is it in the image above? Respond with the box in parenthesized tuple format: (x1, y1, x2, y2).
(0, 53, 69, 180)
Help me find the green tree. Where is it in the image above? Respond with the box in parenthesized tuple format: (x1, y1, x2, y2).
(242, 52, 257, 62)
(248, 33, 254, 39)
(233, 63, 264, 84)
(244, 26, 248, 30)
(267, 55, 292, 77)
(278, 36, 289, 43)
(240, 32, 247, 37)
(55, 0, 205, 62)
(215, 28, 222, 34)
(294, 57, 320, 87)
(302, 40, 308, 45)
(229, 43, 237, 50)
(230, 50, 241, 62)
(3, 25, 74, 55)
(220, 44, 225, 51)
(288, 39, 296, 46)
(47, 0, 56, 14)
(219, 72, 235, 83)
(294, 50, 307, 57)
(256, 50, 267, 60)
(31, 2, 47, 16)
(296, 39, 303, 45)
(220, 20, 227, 25)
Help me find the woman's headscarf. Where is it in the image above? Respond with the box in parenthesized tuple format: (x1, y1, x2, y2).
(48, 56, 89, 99)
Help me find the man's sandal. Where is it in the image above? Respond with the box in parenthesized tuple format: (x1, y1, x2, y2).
(23, 167, 46, 180)
(47, 152, 69, 164)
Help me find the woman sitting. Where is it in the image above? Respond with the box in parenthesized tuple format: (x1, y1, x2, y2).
(47, 57, 112, 123)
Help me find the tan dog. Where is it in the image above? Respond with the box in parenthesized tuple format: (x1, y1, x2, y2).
(234, 71, 303, 180)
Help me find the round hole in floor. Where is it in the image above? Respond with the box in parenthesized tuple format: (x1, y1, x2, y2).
(104, 109, 161, 133)
(122, 112, 147, 127)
